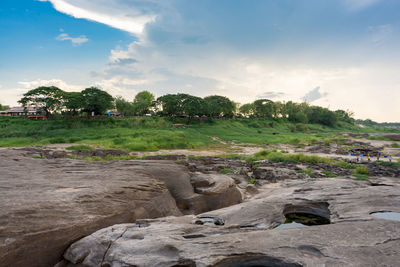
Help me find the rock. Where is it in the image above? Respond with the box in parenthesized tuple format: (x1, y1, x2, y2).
(0, 149, 243, 267)
(245, 184, 259, 195)
(192, 173, 235, 195)
(61, 176, 400, 266)
(253, 166, 307, 182)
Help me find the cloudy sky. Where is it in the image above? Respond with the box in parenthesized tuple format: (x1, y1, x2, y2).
(1, 0, 399, 122)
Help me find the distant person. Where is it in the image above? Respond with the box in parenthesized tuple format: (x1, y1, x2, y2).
(389, 155, 392, 162)
(368, 155, 371, 162)
(377, 152, 381, 161)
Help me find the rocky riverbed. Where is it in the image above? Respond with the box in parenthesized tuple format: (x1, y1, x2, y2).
(1, 147, 399, 267)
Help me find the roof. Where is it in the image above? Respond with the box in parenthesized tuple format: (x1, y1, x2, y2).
(0, 107, 40, 113)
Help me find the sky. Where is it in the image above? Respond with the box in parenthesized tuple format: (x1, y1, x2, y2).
(0, 0, 399, 122)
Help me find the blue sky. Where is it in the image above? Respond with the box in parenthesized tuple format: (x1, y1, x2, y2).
(0, 0, 399, 121)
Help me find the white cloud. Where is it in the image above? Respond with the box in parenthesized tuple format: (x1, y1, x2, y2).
(18, 79, 84, 92)
(56, 33, 88, 46)
(40, 0, 157, 35)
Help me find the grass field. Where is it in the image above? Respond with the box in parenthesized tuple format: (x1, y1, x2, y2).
(0, 116, 398, 152)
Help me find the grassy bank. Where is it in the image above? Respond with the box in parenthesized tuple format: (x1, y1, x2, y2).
(0, 117, 398, 151)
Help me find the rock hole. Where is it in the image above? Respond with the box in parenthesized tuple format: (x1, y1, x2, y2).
(182, 234, 206, 239)
(277, 201, 331, 228)
(195, 215, 224, 226)
(213, 254, 303, 267)
(370, 211, 400, 221)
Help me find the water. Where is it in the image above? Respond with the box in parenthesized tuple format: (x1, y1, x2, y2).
(274, 222, 307, 230)
(371, 212, 400, 221)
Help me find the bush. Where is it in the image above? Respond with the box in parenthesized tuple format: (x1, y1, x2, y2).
(353, 165, 369, 175)
(219, 168, 234, 174)
(391, 143, 400, 148)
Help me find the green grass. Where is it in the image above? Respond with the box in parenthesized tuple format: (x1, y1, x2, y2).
(391, 142, 400, 148)
(219, 168, 234, 174)
(248, 177, 256, 184)
(69, 155, 139, 161)
(321, 170, 338, 177)
(352, 165, 369, 180)
(375, 160, 400, 169)
(66, 145, 94, 151)
(353, 173, 368, 180)
(0, 116, 399, 152)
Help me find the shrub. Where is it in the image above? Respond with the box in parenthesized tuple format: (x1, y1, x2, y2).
(219, 168, 234, 174)
(391, 143, 400, 148)
(353, 165, 369, 175)
(321, 170, 338, 177)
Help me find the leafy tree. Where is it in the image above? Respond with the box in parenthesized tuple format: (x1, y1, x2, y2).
(239, 103, 255, 116)
(181, 95, 206, 118)
(133, 90, 155, 115)
(204, 95, 236, 117)
(0, 103, 10, 111)
(253, 99, 275, 118)
(81, 87, 114, 115)
(157, 94, 184, 116)
(115, 96, 135, 116)
(63, 92, 84, 116)
(18, 86, 64, 118)
(335, 109, 354, 124)
(307, 106, 337, 127)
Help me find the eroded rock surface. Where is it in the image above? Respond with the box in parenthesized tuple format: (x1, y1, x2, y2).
(0, 149, 242, 267)
(61, 176, 400, 267)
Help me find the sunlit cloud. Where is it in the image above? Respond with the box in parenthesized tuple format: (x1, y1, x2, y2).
(56, 33, 88, 46)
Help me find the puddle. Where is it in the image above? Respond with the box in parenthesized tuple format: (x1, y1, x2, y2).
(371, 212, 400, 221)
(275, 221, 307, 230)
(214, 254, 302, 267)
(195, 215, 224, 226)
(275, 201, 331, 229)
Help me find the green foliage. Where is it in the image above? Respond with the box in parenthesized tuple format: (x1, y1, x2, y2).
(321, 170, 338, 177)
(253, 99, 275, 119)
(204, 95, 236, 117)
(18, 86, 64, 117)
(0, 104, 10, 111)
(115, 96, 136, 116)
(248, 177, 256, 184)
(391, 142, 400, 148)
(239, 103, 255, 116)
(353, 165, 369, 175)
(66, 145, 94, 151)
(219, 168, 234, 174)
(63, 92, 84, 115)
(81, 87, 114, 115)
(133, 91, 155, 115)
(353, 173, 368, 180)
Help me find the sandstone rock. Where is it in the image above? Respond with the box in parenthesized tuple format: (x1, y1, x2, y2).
(61, 176, 400, 266)
(253, 166, 307, 182)
(0, 149, 243, 267)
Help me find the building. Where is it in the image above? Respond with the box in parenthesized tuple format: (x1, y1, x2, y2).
(0, 107, 42, 118)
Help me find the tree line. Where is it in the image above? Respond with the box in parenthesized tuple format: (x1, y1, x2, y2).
(15, 85, 354, 127)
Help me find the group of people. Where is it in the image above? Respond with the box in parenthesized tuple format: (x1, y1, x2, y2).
(348, 152, 393, 163)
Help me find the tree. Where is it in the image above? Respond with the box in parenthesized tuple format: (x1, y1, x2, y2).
(18, 86, 64, 118)
(81, 87, 114, 115)
(133, 91, 155, 115)
(181, 95, 206, 118)
(204, 95, 236, 117)
(0, 103, 10, 111)
(115, 96, 135, 116)
(63, 92, 84, 116)
(253, 99, 275, 118)
(157, 94, 184, 116)
(239, 103, 255, 117)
